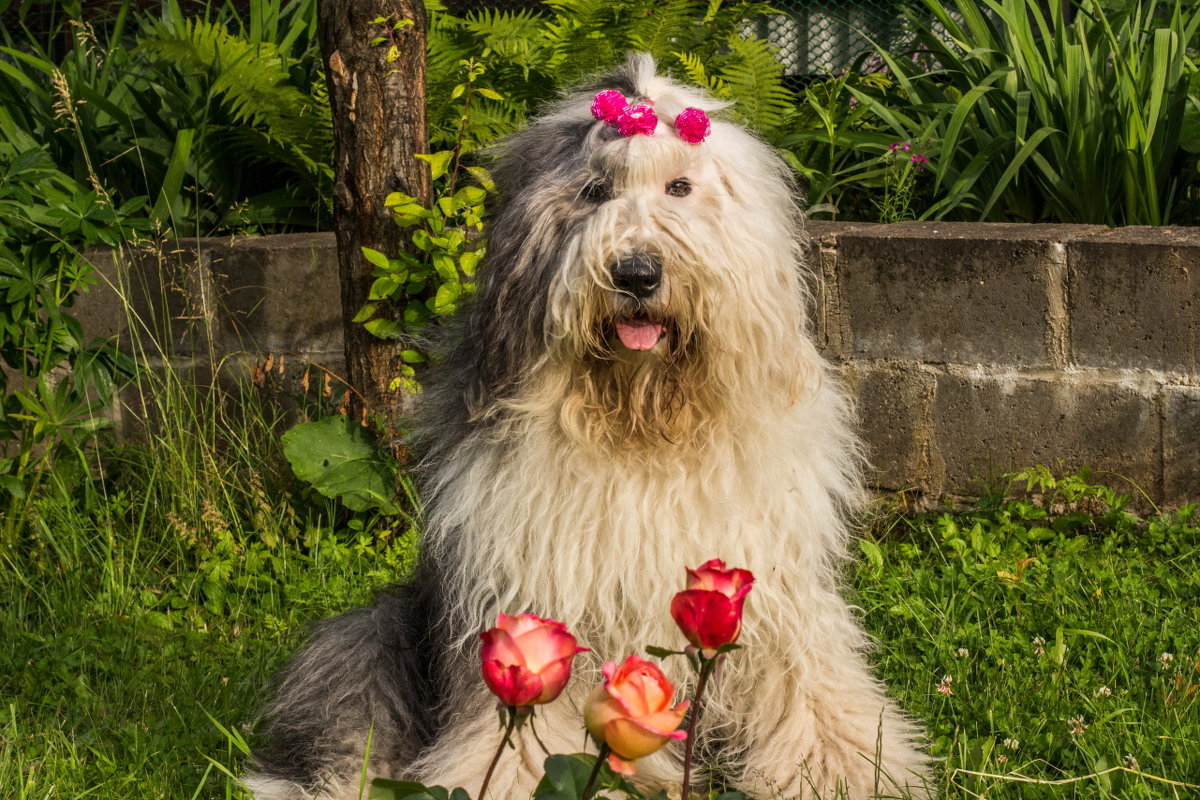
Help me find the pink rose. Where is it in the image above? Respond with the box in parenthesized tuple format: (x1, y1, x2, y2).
(583, 656, 689, 775)
(670, 560, 755, 650)
(615, 105, 658, 137)
(480, 614, 586, 708)
(590, 90, 628, 123)
(674, 107, 711, 144)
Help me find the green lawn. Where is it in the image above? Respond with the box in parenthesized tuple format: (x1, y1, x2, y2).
(3, 455, 1197, 799)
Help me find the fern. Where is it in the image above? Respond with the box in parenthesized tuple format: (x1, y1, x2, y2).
(717, 36, 794, 134)
(135, 15, 332, 217)
(425, 0, 797, 154)
(627, 0, 704, 62)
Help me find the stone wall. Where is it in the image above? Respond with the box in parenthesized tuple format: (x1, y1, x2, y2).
(76, 223, 1200, 506)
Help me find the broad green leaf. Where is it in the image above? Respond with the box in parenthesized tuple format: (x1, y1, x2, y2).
(281, 416, 399, 514)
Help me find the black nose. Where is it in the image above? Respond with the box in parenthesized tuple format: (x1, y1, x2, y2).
(611, 253, 662, 299)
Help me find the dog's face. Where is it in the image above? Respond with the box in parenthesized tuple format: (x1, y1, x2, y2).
(466, 57, 813, 446)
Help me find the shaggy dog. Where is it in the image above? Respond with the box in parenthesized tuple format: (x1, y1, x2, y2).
(246, 55, 931, 800)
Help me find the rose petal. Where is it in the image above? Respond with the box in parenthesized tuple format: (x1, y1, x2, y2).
(482, 661, 543, 707)
(604, 716, 679, 760)
(530, 655, 574, 704)
(584, 686, 624, 741)
(514, 625, 580, 672)
(480, 628, 525, 668)
(671, 589, 742, 649)
(606, 751, 638, 776)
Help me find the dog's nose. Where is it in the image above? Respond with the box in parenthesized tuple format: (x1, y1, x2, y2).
(611, 254, 662, 299)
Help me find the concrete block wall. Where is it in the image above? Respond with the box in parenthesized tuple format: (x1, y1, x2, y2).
(807, 221, 1199, 506)
(75, 223, 1200, 506)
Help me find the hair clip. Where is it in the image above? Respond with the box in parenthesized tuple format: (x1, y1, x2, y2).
(591, 90, 711, 144)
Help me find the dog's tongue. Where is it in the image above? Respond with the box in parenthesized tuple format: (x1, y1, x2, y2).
(615, 319, 664, 351)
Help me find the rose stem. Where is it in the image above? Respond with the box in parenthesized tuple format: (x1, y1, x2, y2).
(478, 707, 519, 800)
(529, 716, 552, 758)
(681, 656, 716, 800)
(581, 744, 610, 800)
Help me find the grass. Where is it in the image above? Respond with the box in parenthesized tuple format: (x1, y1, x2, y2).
(3, 410, 1198, 800)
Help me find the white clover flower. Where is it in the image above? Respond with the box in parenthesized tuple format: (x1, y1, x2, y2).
(1159, 652, 1175, 669)
(955, 647, 970, 659)
(1067, 716, 1088, 736)
(1096, 686, 1112, 697)
(935, 675, 953, 696)
(1002, 737, 1020, 751)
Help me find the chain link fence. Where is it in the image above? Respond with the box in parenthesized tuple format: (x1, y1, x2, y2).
(744, 1, 910, 76)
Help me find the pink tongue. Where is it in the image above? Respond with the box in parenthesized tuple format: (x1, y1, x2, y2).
(615, 319, 664, 351)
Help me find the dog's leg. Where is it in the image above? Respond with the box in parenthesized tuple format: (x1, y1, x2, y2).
(727, 649, 933, 800)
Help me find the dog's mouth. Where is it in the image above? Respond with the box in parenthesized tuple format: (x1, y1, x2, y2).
(613, 315, 667, 351)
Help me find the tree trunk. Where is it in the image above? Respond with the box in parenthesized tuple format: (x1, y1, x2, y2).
(318, 0, 429, 456)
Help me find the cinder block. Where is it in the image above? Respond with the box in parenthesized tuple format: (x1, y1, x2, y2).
(843, 362, 940, 493)
(207, 232, 341, 355)
(74, 243, 218, 357)
(1164, 388, 1200, 503)
(835, 222, 1104, 366)
(1067, 226, 1200, 375)
(804, 222, 879, 359)
(931, 372, 1161, 499)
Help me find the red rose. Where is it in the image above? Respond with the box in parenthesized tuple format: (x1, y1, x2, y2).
(673, 107, 711, 144)
(670, 560, 755, 650)
(479, 614, 586, 707)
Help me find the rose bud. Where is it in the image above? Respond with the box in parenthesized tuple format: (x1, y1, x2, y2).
(686, 559, 755, 602)
(583, 656, 689, 775)
(480, 614, 586, 708)
(670, 560, 755, 650)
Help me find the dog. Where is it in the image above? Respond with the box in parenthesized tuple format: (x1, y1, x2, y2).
(245, 54, 931, 800)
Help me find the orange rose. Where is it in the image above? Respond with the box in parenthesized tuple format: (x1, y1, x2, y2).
(583, 656, 689, 775)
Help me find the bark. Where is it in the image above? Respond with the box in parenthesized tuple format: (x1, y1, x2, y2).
(318, 0, 429, 456)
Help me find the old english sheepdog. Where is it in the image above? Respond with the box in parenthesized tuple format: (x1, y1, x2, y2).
(246, 55, 931, 800)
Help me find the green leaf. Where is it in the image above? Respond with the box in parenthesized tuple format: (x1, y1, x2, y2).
(454, 186, 486, 206)
(645, 645, 683, 658)
(368, 276, 401, 300)
(352, 303, 379, 324)
(859, 539, 884, 571)
(459, 250, 481, 276)
(362, 247, 392, 269)
(533, 754, 597, 800)
(149, 128, 195, 229)
(434, 281, 460, 314)
(363, 318, 403, 339)
(281, 416, 400, 514)
(416, 151, 454, 181)
(400, 349, 426, 364)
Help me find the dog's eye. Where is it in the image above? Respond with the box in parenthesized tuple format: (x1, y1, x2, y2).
(582, 180, 612, 203)
(666, 178, 692, 198)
